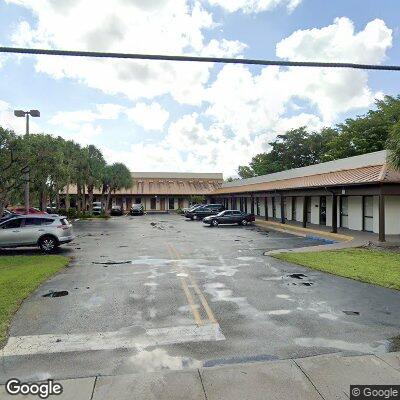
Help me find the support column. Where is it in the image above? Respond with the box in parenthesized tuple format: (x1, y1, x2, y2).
(331, 194, 338, 233)
(379, 193, 386, 242)
(302, 196, 308, 228)
(251, 196, 254, 214)
(264, 196, 268, 221)
(280, 195, 285, 224)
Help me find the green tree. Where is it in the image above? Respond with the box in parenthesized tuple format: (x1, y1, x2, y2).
(81, 145, 106, 213)
(0, 127, 27, 215)
(387, 122, 400, 171)
(102, 163, 133, 213)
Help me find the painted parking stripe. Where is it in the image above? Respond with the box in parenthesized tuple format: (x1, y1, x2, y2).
(166, 243, 203, 325)
(1, 323, 225, 357)
(169, 244, 217, 324)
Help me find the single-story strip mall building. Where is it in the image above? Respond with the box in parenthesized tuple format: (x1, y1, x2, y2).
(65, 150, 400, 241)
(66, 172, 224, 212)
(210, 150, 400, 241)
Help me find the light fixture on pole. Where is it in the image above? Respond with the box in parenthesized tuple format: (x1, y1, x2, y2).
(14, 109, 41, 213)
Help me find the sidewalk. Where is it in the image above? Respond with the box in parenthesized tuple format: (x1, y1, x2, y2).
(254, 218, 370, 255)
(1, 351, 399, 399)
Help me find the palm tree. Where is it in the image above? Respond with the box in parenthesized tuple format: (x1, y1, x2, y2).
(62, 140, 81, 211)
(82, 145, 106, 213)
(388, 122, 400, 171)
(103, 163, 132, 214)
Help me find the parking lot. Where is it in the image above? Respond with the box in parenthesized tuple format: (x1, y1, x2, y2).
(1, 214, 400, 382)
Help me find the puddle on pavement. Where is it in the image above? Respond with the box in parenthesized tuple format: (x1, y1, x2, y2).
(203, 353, 278, 368)
(295, 337, 388, 354)
(343, 310, 360, 315)
(129, 348, 200, 372)
(92, 260, 132, 265)
(43, 290, 69, 298)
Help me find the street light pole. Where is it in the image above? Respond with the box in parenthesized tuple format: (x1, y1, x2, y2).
(24, 113, 30, 213)
(14, 109, 40, 213)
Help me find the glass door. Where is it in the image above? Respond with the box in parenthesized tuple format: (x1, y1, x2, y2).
(340, 196, 348, 228)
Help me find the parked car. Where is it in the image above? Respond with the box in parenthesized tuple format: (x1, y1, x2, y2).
(8, 206, 47, 215)
(110, 205, 123, 216)
(207, 204, 225, 213)
(203, 210, 255, 227)
(46, 203, 58, 213)
(0, 214, 75, 252)
(130, 204, 144, 215)
(185, 206, 218, 220)
(0, 209, 17, 222)
(92, 202, 103, 215)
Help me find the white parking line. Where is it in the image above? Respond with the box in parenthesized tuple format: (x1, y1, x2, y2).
(1, 323, 225, 357)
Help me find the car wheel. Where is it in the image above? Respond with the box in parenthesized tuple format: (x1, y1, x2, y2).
(39, 236, 58, 253)
(212, 219, 219, 227)
(241, 219, 248, 226)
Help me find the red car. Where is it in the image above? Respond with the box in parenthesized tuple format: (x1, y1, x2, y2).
(8, 206, 47, 215)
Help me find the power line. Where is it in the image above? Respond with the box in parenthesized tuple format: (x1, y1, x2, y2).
(1, 46, 400, 71)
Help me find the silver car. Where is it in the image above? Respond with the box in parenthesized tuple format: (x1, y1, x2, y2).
(0, 214, 75, 252)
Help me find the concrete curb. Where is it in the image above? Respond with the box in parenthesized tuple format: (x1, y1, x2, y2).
(254, 219, 354, 243)
(2, 351, 399, 399)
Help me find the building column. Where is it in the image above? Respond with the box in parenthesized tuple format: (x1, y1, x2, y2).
(331, 194, 338, 233)
(302, 196, 308, 228)
(264, 196, 268, 221)
(280, 195, 285, 224)
(251, 196, 254, 214)
(379, 193, 386, 242)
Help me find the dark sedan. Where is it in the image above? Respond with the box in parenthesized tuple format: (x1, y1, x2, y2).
(185, 206, 218, 220)
(110, 205, 123, 216)
(130, 204, 144, 215)
(203, 210, 255, 226)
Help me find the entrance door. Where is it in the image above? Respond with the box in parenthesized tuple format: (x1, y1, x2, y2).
(340, 196, 348, 228)
(363, 196, 373, 232)
(306, 198, 311, 223)
(160, 198, 165, 211)
(150, 197, 157, 210)
(320, 196, 326, 225)
(291, 197, 296, 220)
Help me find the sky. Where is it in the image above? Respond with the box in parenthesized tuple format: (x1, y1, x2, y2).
(0, 0, 400, 177)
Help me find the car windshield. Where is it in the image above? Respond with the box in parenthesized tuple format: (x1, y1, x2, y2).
(216, 211, 225, 217)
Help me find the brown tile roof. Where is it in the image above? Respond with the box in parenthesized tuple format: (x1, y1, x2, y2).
(65, 176, 222, 196)
(212, 164, 400, 195)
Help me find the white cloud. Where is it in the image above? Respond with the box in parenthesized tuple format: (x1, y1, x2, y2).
(276, 17, 392, 64)
(7, 0, 246, 105)
(206, 0, 302, 14)
(205, 17, 393, 137)
(126, 102, 169, 131)
(49, 103, 124, 130)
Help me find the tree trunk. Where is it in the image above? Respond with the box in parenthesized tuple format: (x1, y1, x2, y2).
(65, 183, 70, 210)
(82, 184, 87, 211)
(88, 185, 94, 213)
(0, 198, 5, 217)
(77, 183, 82, 212)
(56, 192, 60, 210)
(106, 189, 112, 215)
(41, 189, 47, 211)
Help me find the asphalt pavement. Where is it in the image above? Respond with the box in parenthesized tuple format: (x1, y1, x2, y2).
(1, 214, 399, 383)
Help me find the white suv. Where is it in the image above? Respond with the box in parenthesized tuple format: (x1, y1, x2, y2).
(0, 214, 75, 253)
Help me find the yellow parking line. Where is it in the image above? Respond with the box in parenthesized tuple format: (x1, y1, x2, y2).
(166, 244, 203, 326)
(168, 243, 217, 325)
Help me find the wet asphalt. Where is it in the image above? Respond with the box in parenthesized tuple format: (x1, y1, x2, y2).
(1, 214, 400, 382)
